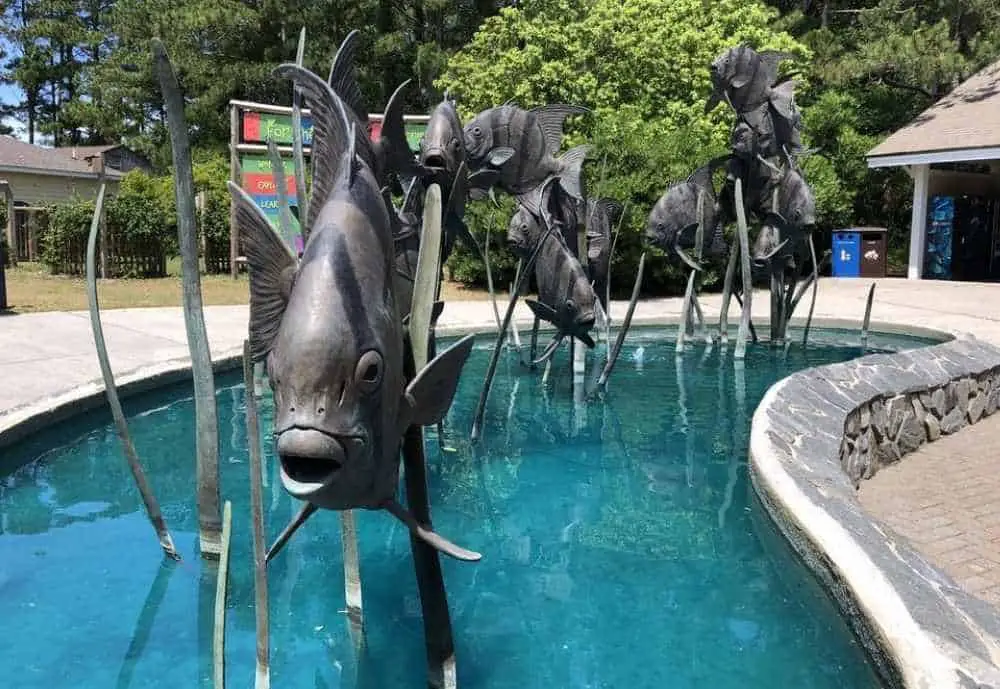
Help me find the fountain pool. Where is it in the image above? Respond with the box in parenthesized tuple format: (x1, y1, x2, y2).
(0, 327, 943, 689)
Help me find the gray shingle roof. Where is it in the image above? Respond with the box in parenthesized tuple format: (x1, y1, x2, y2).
(0, 136, 123, 179)
(868, 58, 1000, 160)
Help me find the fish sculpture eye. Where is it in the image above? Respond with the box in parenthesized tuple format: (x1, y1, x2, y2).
(472, 126, 482, 136)
(355, 350, 384, 393)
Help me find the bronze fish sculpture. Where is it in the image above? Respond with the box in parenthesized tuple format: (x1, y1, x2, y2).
(464, 103, 591, 205)
(231, 61, 478, 561)
(418, 95, 499, 262)
(584, 197, 623, 311)
(704, 44, 795, 114)
(645, 158, 730, 271)
(510, 178, 598, 359)
(752, 164, 816, 264)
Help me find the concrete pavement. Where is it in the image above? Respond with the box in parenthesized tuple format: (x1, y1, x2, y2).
(4, 277, 999, 420)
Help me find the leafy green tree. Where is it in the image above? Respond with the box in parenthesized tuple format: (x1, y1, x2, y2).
(439, 0, 808, 293)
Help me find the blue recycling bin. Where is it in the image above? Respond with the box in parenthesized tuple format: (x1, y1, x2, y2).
(832, 231, 861, 277)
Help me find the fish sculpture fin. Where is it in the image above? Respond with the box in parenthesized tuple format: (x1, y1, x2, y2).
(430, 300, 445, 328)
(758, 50, 796, 81)
(379, 79, 418, 183)
(382, 186, 404, 238)
(327, 29, 368, 123)
(768, 79, 799, 121)
(447, 160, 470, 222)
(487, 147, 516, 167)
(468, 167, 500, 194)
(227, 181, 298, 362)
(524, 299, 560, 326)
(382, 498, 482, 562)
(576, 331, 596, 348)
(529, 104, 589, 156)
(598, 198, 624, 224)
(556, 144, 591, 201)
(400, 333, 475, 429)
(705, 87, 725, 114)
(274, 63, 353, 228)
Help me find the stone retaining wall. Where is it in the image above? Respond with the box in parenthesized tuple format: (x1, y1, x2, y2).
(841, 368, 1000, 486)
(750, 336, 1000, 689)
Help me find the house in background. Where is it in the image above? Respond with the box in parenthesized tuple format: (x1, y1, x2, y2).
(0, 136, 148, 262)
(56, 144, 153, 176)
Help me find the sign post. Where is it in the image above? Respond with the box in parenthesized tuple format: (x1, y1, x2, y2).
(228, 99, 428, 278)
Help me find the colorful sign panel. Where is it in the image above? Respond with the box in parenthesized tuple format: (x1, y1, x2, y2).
(240, 153, 302, 253)
(234, 102, 428, 257)
(242, 111, 314, 147)
(242, 110, 426, 152)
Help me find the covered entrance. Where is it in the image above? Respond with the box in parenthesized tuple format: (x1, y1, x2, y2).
(867, 58, 1000, 281)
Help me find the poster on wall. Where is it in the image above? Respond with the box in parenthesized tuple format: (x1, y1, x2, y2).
(924, 195, 954, 280)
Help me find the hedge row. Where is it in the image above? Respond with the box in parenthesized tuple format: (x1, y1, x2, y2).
(41, 153, 231, 278)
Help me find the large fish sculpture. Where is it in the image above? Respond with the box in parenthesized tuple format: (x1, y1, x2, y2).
(751, 164, 816, 265)
(325, 30, 416, 191)
(707, 45, 805, 166)
(584, 197, 623, 311)
(645, 158, 730, 271)
(230, 61, 478, 561)
(463, 103, 591, 208)
(508, 178, 599, 360)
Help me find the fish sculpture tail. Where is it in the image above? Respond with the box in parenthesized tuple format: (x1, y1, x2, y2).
(379, 78, 418, 188)
(557, 144, 592, 201)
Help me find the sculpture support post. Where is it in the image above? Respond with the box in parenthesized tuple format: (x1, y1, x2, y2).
(243, 342, 270, 689)
(802, 234, 819, 346)
(153, 38, 222, 558)
(213, 500, 233, 689)
(86, 181, 179, 561)
(861, 282, 876, 351)
(718, 237, 739, 348)
(340, 510, 364, 638)
(734, 179, 752, 361)
(292, 27, 310, 242)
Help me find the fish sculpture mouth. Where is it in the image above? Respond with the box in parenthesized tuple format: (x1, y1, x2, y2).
(420, 150, 448, 172)
(276, 427, 362, 499)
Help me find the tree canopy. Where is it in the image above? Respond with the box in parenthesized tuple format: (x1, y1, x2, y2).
(2, 0, 999, 287)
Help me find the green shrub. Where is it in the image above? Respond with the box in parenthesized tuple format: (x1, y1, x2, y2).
(437, 0, 809, 294)
(41, 198, 96, 274)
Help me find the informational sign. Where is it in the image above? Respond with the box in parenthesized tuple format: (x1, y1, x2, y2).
(229, 99, 429, 272)
(242, 111, 314, 147)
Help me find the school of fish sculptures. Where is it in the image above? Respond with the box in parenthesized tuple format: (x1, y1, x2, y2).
(393, 88, 641, 438)
(647, 45, 820, 352)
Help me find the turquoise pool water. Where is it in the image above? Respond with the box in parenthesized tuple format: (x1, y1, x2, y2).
(0, 328, 940, 688)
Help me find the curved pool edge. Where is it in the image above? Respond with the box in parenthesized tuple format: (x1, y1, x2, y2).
(0, 315, 950, 453)
(0, 345, 247, 450)
(750, 334, 1000, 689)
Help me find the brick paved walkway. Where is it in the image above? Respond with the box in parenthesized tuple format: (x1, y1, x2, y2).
(858, 412, 1000, 607)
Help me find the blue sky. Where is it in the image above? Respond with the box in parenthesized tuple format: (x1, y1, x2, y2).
(1, 36, 29, 140)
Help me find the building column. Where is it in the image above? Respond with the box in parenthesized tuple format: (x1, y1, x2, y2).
(907, 164, 930, 280)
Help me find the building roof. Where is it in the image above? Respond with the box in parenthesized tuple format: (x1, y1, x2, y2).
(0, 136, 123, 179)
(56, 144, 120, 160)
(867, 57, 1000, 168)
